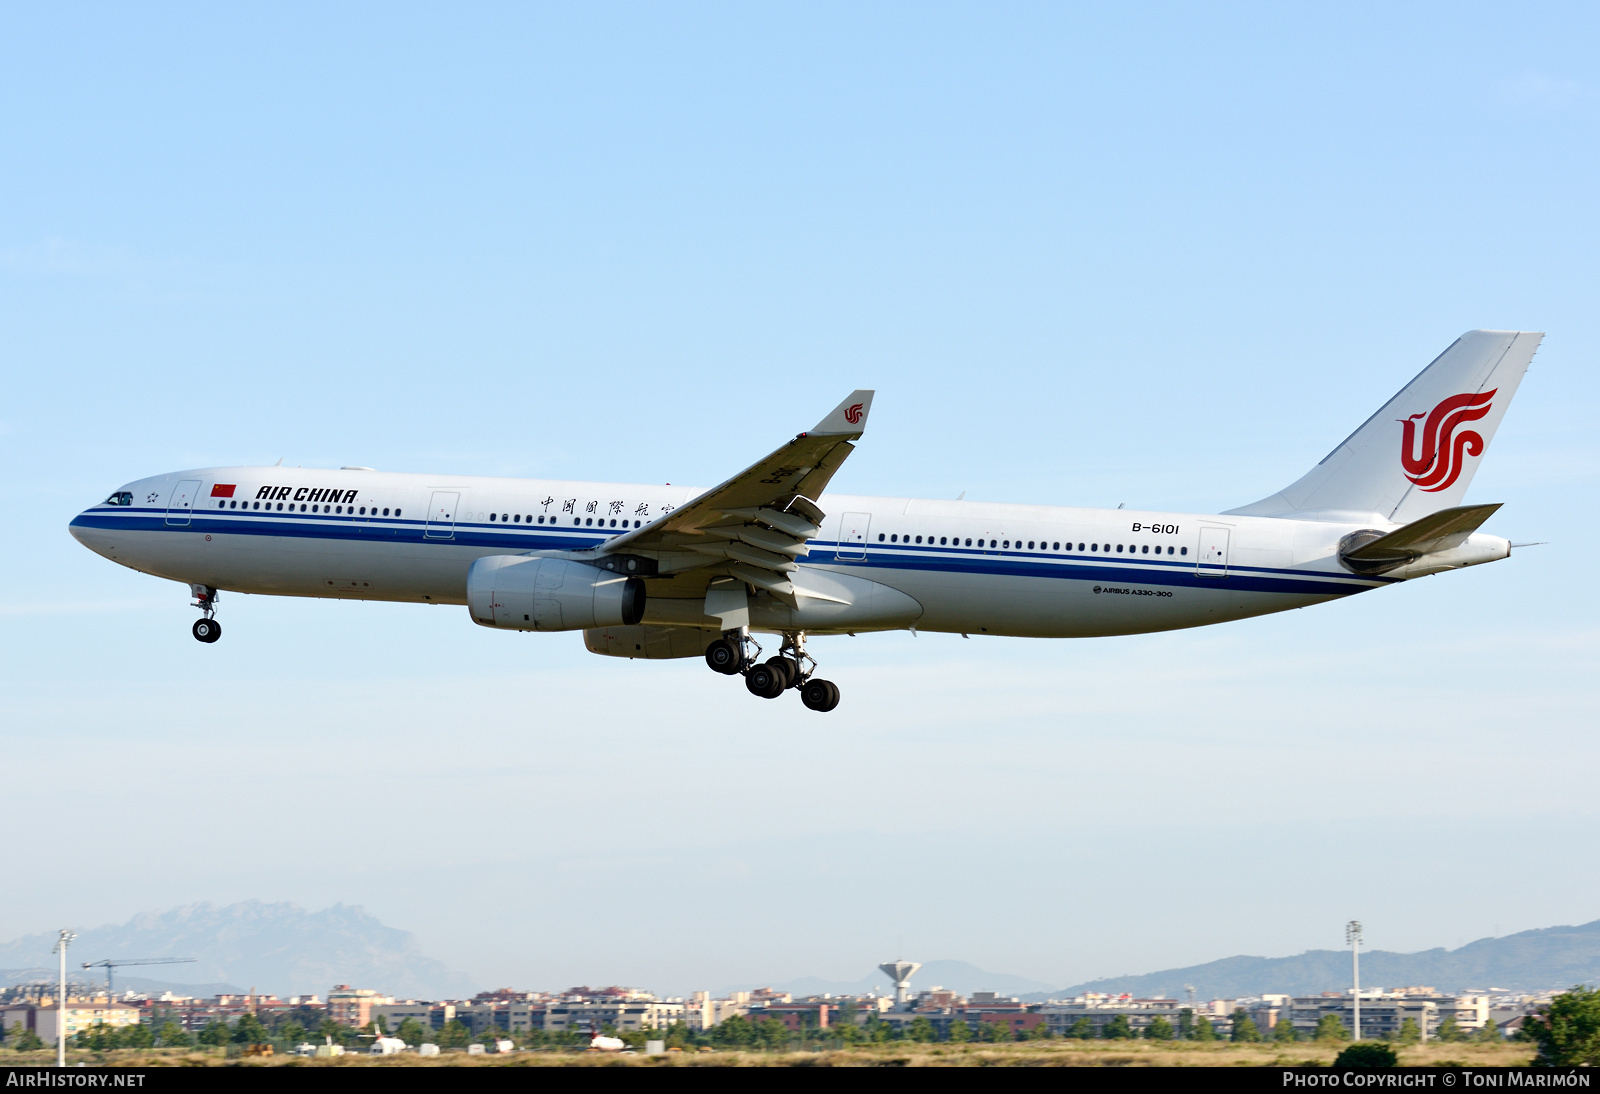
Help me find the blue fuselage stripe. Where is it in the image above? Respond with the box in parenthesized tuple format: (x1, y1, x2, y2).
(70, 509, 1380, 598)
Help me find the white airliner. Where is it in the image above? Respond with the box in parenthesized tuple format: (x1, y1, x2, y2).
(70, 330, 1540, 712)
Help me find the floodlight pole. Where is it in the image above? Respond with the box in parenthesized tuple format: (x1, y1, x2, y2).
(1346, 920, 1363, 1041)
(53, 930, 76, 1067)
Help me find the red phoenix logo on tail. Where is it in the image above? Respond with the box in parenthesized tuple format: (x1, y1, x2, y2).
(1399, 389, 1496, 493)
(843, 403, 864, 425)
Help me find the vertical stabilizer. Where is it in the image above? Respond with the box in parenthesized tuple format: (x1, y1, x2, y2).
(1225, 330, 1542, 524)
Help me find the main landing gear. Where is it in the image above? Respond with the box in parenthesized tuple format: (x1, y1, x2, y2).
(190, 584, 221, 644)
(703, 629, 840, 712)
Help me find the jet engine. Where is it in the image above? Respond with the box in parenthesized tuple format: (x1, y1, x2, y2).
(466, 555, 645, 632)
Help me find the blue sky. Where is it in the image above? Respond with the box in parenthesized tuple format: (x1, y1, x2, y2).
(4, 2, 1598, 996)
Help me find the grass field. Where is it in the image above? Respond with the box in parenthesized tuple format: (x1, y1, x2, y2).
(0, 1042, 1538, 1067)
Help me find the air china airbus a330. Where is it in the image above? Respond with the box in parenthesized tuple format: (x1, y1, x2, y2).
(71, 329, 1539, 712)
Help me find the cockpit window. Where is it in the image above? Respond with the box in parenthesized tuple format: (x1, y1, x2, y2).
(105, 491, 133, 506)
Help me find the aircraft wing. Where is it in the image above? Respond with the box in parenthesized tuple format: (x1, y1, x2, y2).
(593, 390, 873, 605)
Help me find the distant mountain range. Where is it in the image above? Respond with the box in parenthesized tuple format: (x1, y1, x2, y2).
(5, 904, 1597, 1003)
(1054, 918, 1600, 1000)
(0, 901, 475, 1000)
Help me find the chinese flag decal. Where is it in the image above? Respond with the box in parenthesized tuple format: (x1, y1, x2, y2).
(211, 484, 237, 498)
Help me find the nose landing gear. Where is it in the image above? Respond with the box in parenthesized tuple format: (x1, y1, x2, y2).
(190, 584, 221, 643)
(706, 628, 839, 711)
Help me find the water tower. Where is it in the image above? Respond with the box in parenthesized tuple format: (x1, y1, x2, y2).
(879, 960, 921, 1005)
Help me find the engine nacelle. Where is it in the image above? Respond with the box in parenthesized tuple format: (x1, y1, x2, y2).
(467, 555, 645, 632)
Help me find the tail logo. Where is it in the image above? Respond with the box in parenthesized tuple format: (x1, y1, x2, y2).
(1399, 389, 1496, 493)
(843, 403, 864, 424)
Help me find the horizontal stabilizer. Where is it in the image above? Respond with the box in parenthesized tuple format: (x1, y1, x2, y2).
(1339, 503, 1502, 575)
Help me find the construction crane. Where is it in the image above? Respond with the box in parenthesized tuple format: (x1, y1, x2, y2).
(81, 957, 197, 995)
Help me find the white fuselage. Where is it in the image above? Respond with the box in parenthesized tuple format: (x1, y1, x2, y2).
(67, 464, 1471, 640)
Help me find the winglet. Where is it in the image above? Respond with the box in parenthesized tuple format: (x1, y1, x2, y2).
(811, 390, 874, 435)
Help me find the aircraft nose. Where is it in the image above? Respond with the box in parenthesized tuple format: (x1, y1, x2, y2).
(69, 509, 118, 557)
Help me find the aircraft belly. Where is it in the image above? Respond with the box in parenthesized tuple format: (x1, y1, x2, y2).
(836, 565, 1340, 638)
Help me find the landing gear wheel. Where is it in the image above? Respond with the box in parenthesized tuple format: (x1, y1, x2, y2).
(705, 639, 742, 675)
(765, 656, 798, 690)
(801, 678, 840, 712)
(192, 618, 222, 644)
(745, 662, 786, 698)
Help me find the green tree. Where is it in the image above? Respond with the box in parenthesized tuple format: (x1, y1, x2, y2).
(1144, 1016, 1174, 1040)
(1178, 1008, 1194, 1039)
(906, 1016, 935, 1043)
(1474, 1019, 1503, 1044)
(10, 1027, 45, 1052)
(945, 1017, 970, 1043)
(123, 1023, 153, 1049)
(276, 1019, 305, 1045)
(1103, 1014, 1133, 1040)
(1435, 1015, 1465, 1042)
(436, 1019, 471, 1049)
(395, 1018, 427, 1046)
(756, 1016, 789, 1051)
(711, 1014, 754, 1048)
(1523, 986, 1600, 1067)
(1231, 1009, 1261, 1042)
(154, 1021, 191, 1048)
(1068, 1017, 1094, 1040)
(1027, 1020, 1055, 1040)
(1334, 1042, 1398, 1067)
(197, 1020, 230, 1047)
(1273, 1016, 1299, 1043)
(980, 1020, 1012, 1042)
(74, 1022, 112, 1049)
(1394, 1017, 1421, 1045)
(317, 1018, 354, 1046)
(1314, 1014, 1351, 1043)
(1191, 1015, 1218, 1042)
(232, 1013, 268, 1045)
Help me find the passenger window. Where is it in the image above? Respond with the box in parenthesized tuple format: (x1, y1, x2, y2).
(1091, 543, 1097, 551)
(1141, 544, 1148, 554)
(1028, 541, 1035, 549)
(395, 509, 401, 516)
(1077, 542, 1084, 551)
(585, 518, 593, 526)
(536, 515, 543, 523)
(1116, 544, 1123, 552)
(940, 537, 947, 545)
(964, 538, 971, 546)
(915, 535, 922, 544)
(490, 513, 497, 521)
(513, 514, 520, 522)
(878, 533, 885, 541)
(891, 534, 898, 542)
(1180, 546, 1187, 555)
(1053, 542, 1060, 550)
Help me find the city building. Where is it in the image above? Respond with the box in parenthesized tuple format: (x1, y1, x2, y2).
(1037, 997, 1188, 1038)
(543, 999, 685, 1034)
(327, 985, 394, 1028)
(1, 1000, 141, 1045)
